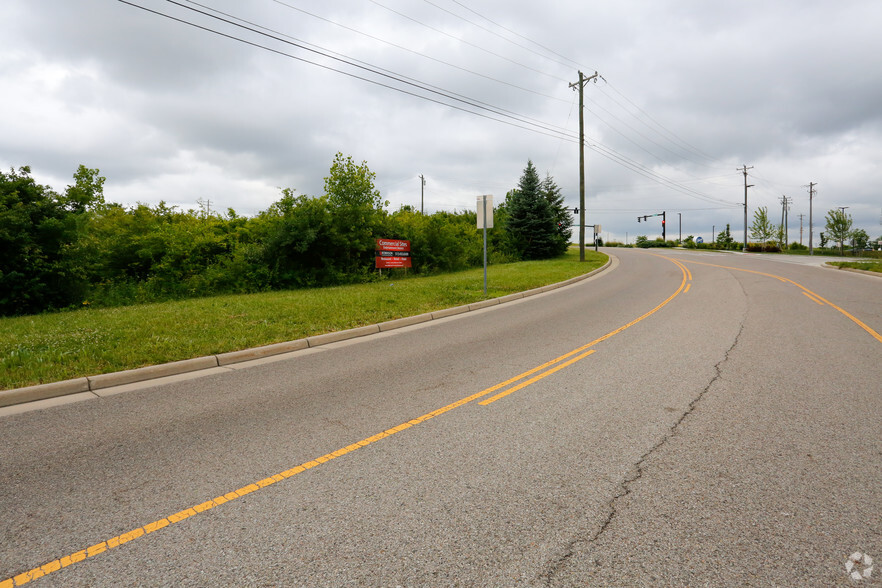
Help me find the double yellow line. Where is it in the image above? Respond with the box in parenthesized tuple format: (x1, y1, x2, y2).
(683, 259, 882, 344)
(3, 258, 691, 587)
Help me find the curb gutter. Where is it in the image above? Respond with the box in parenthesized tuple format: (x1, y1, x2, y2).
(1, 259, 612, 410)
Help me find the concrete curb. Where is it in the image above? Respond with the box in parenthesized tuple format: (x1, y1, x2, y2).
(88, 356, 220, 391)
(1, 257, 613, 410)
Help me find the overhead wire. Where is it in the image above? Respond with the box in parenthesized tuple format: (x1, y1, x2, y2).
(445, 0, 583, 70)
(264, 0, 571, 104)
(419, 0, 582, 72)
(122, 0, 579, 143)
(120, 0, 736, 207)
(365, 0, 570, 83)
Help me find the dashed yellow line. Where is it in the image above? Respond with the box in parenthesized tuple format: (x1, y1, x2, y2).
(5, 255, 692, 586)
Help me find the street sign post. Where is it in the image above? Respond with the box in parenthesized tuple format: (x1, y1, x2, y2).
(477, 195, 493, 295)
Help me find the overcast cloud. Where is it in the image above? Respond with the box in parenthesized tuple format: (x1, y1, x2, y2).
(2, 0, 881, 244)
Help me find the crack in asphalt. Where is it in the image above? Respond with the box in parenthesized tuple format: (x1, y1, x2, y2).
(538, 320, 747, 586)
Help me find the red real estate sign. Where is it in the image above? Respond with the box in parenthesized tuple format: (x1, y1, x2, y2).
(376, 238, 412, 268)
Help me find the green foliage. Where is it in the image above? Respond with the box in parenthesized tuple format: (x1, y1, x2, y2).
(0, 248, 607, 388)
(850, 228, 870, 250)
(0, 166, 90, 315)
(505, 161, 567, 260)
(750, 206, 776, 250)
(824, 208, 852, 254)
(715, 224, 735, 249)
(386, 207, 483, 273)
(541, 173, 572, 246)
(2, 154, 578, 317)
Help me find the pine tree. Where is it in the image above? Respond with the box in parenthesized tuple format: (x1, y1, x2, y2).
(541, 172, 572, 252)
(505, 161, 562, 259)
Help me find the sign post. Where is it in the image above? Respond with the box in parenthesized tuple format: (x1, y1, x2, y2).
(477, 195, 493, 295)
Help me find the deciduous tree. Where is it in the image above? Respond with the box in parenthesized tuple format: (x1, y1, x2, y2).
(750, 206, 775, 250)
(824, 208, 853, 255)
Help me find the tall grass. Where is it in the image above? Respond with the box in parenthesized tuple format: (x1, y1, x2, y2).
(1, 250, 606, 389)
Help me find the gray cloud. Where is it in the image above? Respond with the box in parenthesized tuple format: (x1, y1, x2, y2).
(1, 0, 880, 240)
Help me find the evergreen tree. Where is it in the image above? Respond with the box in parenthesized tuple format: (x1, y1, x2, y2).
(541, 172, 572, 251)
(715, 223, 734, 249)
(505, 161, 563, 260)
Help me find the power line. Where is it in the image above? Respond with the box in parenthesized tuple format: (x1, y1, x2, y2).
(445, 0, 582, 70)
(121, 0, 578, 143)
(420, 0, 583, 72)
(120, 1, 736, 207)
(261, 0, 570, 104)
(365, 0, 569, 83)
(601, 81, 718, 164)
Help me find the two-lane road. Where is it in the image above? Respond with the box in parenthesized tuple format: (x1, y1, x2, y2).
(2, 248, 879, 586)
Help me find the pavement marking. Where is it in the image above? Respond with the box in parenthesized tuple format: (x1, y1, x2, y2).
(4, 255, 690, 587)
(479, 253, 690, 405)
(479, 350, 596, 405)
(680, 259, 882, 344)
(803, 291, 825, 306)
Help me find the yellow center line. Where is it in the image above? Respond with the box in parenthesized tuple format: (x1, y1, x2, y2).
(479, 350, 597, 405)
(5, 255, 691, 587)
(803, 291, 825, 306)
(681, 259, 882, 344)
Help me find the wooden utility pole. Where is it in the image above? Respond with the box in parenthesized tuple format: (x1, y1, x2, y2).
(420, 174, 426, 215)
(569, 71, 600, 261)
(798, 213, 805, 246)
(739, 165, 753, 251)
(780, 195, 792, 247)
(808, 182, 817, 255)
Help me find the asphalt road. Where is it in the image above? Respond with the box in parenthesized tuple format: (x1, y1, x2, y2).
(2, 248, 879, 587)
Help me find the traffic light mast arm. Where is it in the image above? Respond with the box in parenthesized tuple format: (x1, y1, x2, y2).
(637, 211, 666, 240)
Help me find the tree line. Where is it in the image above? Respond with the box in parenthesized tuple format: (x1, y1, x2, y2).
(0, 156, 571, 316)
(629, 207, 879, 253)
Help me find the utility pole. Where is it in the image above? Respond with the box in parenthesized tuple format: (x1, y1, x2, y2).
(739, 165, 754, 251)
(678, 212, 682, 244)
(780, 195, 792, 247)
(569, 70, 600, 262)
(798, 213, 805, 246)
(419, 174, 426, 215)
(808, 182, 816, 255)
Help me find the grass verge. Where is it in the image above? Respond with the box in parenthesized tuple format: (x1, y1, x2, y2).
(828, 261, 882, 273)
(1, 249, 607, 389)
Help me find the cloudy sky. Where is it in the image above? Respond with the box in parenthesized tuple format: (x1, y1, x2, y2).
(2, 0, 881, 244)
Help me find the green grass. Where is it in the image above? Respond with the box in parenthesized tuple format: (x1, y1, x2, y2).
(828, 261, 882, 273)
(1, 249, 606, 390)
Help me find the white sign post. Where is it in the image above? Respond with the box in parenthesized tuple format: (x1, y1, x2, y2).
(477, 195, 493, 295)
